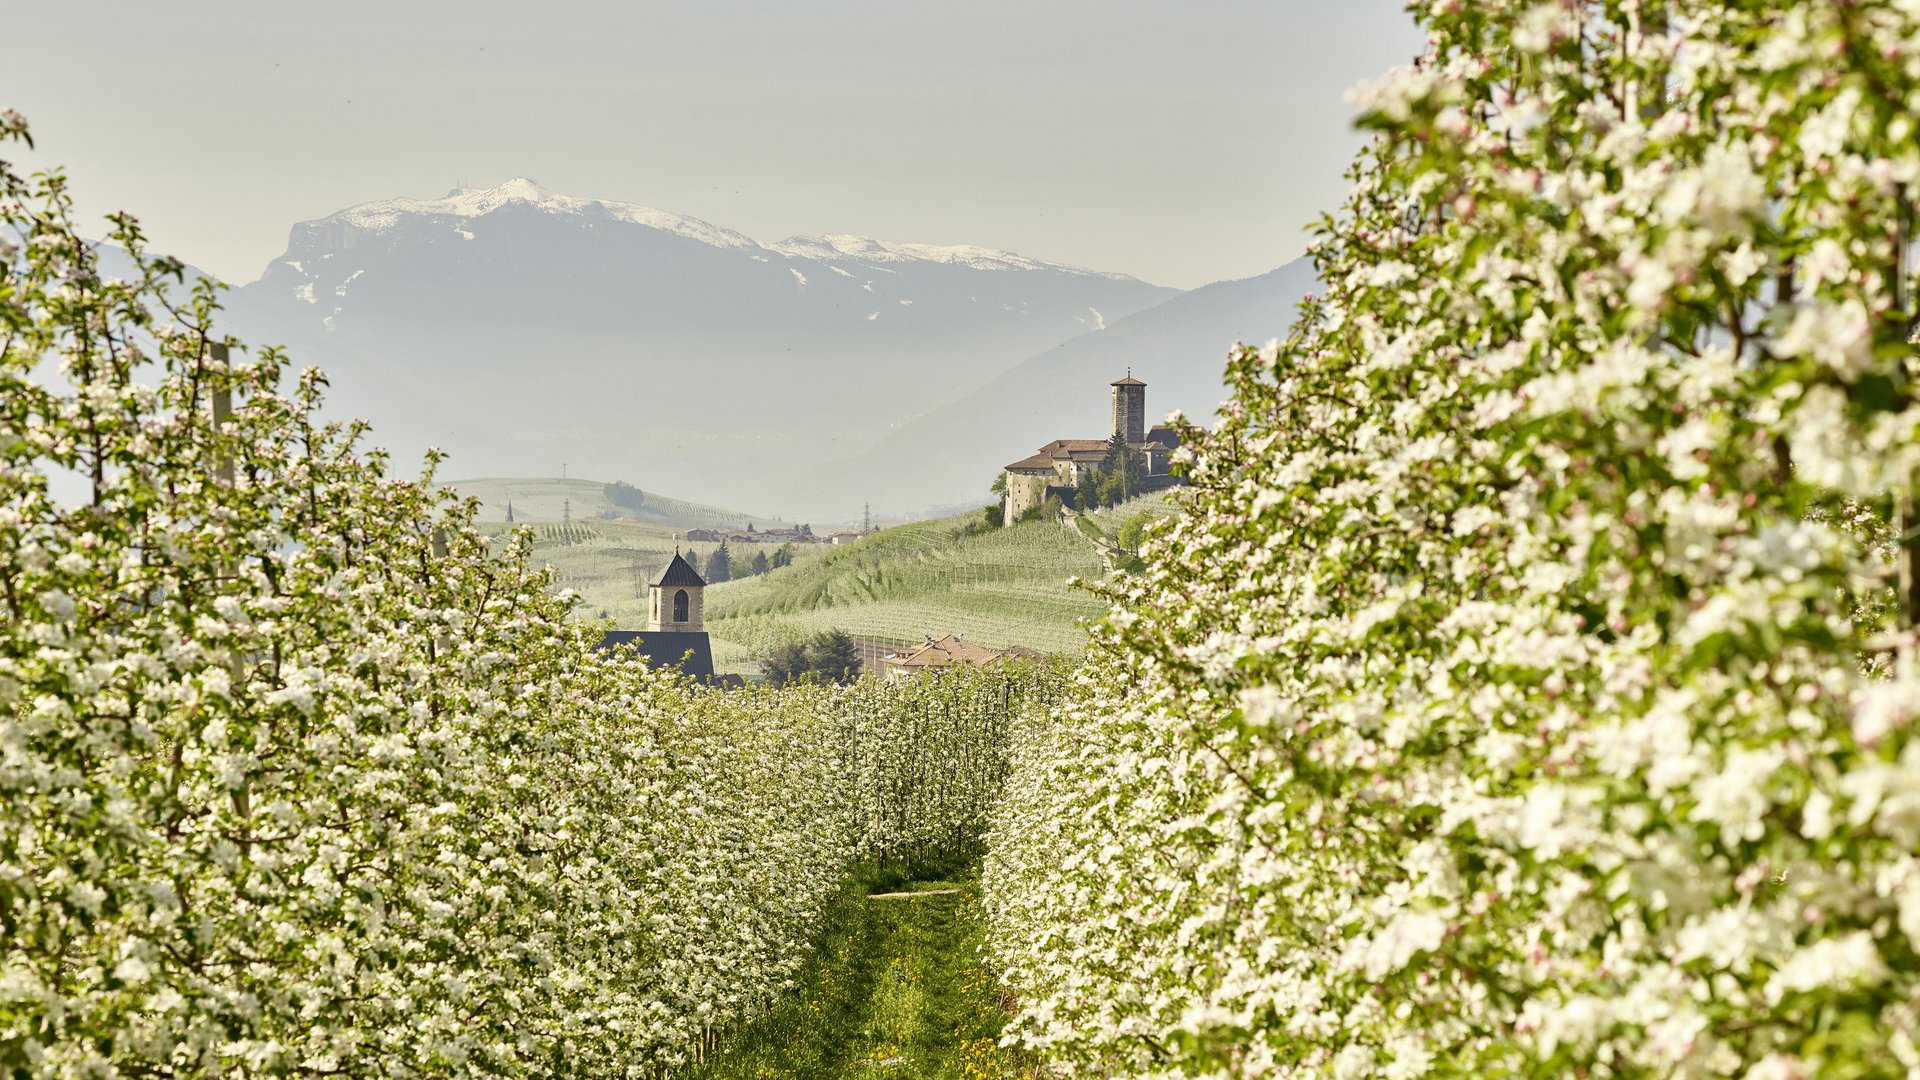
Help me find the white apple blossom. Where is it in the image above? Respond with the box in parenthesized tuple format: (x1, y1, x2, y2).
(982, 3, 1920, 1076)
(0, 118, 1061, 1075)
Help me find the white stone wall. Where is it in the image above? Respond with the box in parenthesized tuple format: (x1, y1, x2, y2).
(1003, 471, 1053, 527)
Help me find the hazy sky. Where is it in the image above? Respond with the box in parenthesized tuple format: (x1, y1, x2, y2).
(8, 1, 1423, 290)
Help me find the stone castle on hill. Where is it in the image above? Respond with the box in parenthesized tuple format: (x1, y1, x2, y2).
(1001, 374, 1182, 526)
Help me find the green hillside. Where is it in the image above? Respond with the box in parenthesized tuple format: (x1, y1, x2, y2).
(466, 477, 1180, 674)
(474, 515, 832, 630)
(1069, 490, 1180, 551)
(704, 511, 1114, 661)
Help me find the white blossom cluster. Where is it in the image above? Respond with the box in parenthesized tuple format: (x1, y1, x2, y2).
(983, 3, 1920, 1076)
(0, 114, 1057, 1077)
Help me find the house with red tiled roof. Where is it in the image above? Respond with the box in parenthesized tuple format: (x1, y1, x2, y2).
(1001, 373, 1181, 525)
(878, 634, 1046, 681)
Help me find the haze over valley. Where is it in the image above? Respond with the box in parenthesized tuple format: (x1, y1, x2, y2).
(184, 178, 1312, 517)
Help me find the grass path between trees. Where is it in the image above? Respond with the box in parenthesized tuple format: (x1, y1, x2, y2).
(690, 863, 1035, 1080)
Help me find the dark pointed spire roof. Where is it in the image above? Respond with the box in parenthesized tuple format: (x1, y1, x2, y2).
(651, 551, 706, 587)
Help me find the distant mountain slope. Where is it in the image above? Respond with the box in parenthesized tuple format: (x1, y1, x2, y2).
(801, 257, 1318, 514)
(232, 180, 1178, 505)
(70, 244, 468, 480)
(439, 475, 769, 529)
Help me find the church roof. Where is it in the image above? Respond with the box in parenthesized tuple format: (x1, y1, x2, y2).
(651, 552, 706, 588)
(1111, 376, 1146, 386)
(1134, 426, 1181, 450)
(596, 630, 716, 680)
(1008, 437, 1116, 472)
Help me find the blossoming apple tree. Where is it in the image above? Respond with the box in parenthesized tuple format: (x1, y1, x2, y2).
(985, 3, 1920, 1076)
(0, 109, 1056, 1077)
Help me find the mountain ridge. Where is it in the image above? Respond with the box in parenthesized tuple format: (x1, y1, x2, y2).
(83, 190, 1310, 521)
(268, 177, 1147, 284)
(233, 179, 1181, 511)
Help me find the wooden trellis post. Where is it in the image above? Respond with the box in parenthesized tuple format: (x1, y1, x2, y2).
(209, 342, 234, 486)
(208, 342, 252, 853)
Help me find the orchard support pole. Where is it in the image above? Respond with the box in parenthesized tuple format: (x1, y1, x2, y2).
(208, 342, 251, 852)
(210, 342, 234, 486)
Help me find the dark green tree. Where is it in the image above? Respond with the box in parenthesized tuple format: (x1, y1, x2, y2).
(761, 630, 862, 686)
(810, 630, 862, 685)
(604, 481, 647, 512)
(751, 550, 770, 576)
(771, 542, 796, 570)
(1018, 495, 1062, 525)
(706, 541, 731, 583)
(1096, 435, 1147, 508)
(1074, 467, 1100, 511)
(761, 642, 812, 687)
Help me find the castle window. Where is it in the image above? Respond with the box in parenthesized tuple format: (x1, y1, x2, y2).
(674, 589, 689, 622)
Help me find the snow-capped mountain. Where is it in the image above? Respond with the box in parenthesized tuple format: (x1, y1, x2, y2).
(237, 179, 1175, 508)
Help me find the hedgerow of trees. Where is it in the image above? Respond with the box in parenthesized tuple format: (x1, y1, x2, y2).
(763, 630, 864, 687)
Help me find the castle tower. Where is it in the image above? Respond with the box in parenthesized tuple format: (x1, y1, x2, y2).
(646, 550, 706, 632)
(1111, 372, 1146, 446)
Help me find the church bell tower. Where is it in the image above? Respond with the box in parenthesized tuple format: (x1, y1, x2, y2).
(647, 550, 706, 632)
(1111, 371, 1146, 446)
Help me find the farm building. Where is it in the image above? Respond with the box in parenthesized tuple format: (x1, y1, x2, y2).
(1002, 373, 1182, 526)
(878, 634, 1045, 682)
(685, 522, 820, 545)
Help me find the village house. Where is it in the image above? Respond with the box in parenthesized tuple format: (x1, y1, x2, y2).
(685, 522, 822, 545)
(1002, 373, 1182, 526)
(878, 634, 1045, 682)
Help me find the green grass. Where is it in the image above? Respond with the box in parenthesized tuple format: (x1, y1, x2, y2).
(691, 862, 1035, 1080)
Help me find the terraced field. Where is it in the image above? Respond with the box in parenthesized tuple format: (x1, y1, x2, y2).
(705, 513, 1112, 659)
(467, 478, 1177, 673)
(472, 515, 834, 635)
(1071, 490, 1181, 550)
